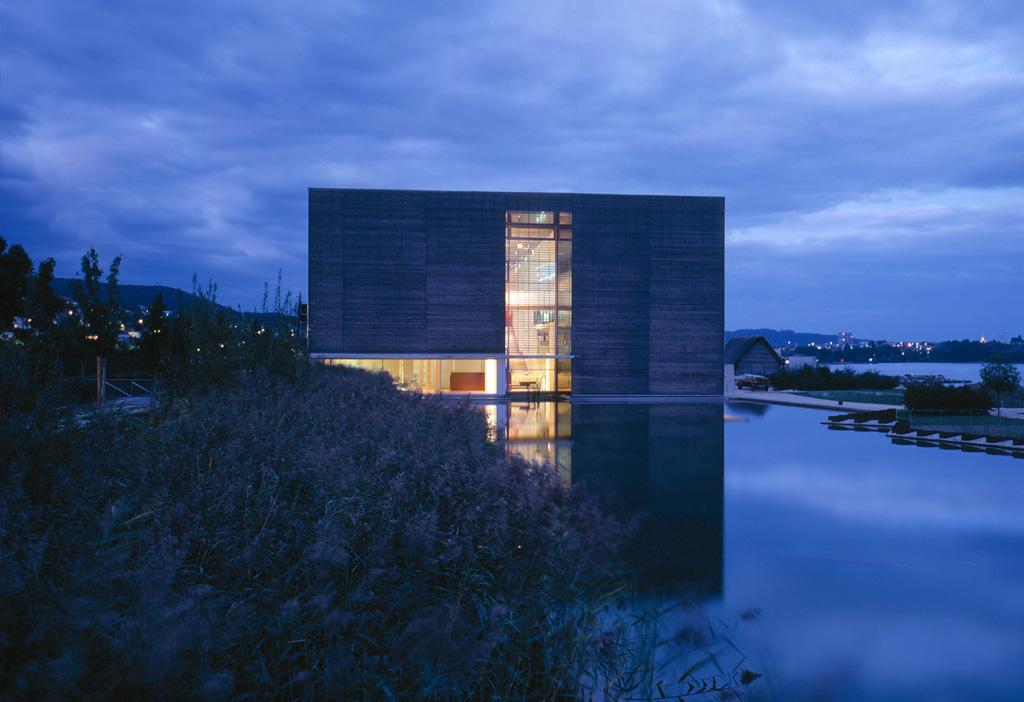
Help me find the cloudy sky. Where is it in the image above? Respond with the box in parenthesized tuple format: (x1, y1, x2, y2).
(2, 0, 1022, 340)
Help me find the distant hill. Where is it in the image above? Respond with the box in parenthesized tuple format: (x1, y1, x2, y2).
(51, 278, 231, 313)
(725, 328, 860, 347)
(51, 279, 296, 327)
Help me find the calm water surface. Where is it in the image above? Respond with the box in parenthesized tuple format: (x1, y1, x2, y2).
(490, 400, 1024, 701)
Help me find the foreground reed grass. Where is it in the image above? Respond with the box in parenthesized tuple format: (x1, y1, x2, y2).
(1, 367, 628, 699)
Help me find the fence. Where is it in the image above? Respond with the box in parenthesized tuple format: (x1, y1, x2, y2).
(103, 378, 154, 398)
(71, 376, 155, 400)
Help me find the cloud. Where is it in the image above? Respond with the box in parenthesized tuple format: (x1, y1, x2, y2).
(728, 186, 1024, 248)
(763, 31, 1024, 102)
(1, 0, 1022, 333)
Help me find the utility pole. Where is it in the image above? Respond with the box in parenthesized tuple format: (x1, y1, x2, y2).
(97, 355, 106, 414)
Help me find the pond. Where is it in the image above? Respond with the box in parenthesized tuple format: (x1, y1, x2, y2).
(487, 400, 1024, 701)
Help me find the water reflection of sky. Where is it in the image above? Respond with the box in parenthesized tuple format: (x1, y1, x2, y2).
(725, 402, 1024, 701)
(488, 400, 1024, 701)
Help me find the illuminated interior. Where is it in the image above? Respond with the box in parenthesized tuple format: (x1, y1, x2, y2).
(323, 357, 501, 394)
(506, 211, 572, 393)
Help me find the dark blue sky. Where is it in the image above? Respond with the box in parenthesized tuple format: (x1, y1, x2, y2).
(2, 0, 1022, 340)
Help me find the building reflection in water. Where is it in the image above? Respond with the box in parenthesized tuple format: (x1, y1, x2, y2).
(489, 401, 724, 599)
(490, 402, 573, 481)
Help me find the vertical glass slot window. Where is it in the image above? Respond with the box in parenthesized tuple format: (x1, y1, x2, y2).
(506, 238, 557, 355)
(506, 210, 572, 393)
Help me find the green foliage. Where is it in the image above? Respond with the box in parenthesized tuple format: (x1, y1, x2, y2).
(771, 366, 900, 391)
(903, 383, 993, 412)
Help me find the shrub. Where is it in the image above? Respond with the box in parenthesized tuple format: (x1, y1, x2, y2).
(0, 367, 627, 699)
(770, 366, 899, 391)
(903, 383, 993, 413)
(0, 341, 33, 414)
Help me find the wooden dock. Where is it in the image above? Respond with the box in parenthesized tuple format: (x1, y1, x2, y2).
(823, 410, 1024, 458)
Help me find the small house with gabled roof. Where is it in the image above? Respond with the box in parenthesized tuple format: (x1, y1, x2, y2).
(724, 336, 784, 377)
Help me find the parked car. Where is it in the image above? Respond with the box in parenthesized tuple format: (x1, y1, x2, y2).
(735, 374, 769, 391)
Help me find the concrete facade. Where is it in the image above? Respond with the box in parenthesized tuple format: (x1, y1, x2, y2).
(308, 188, 724, 396)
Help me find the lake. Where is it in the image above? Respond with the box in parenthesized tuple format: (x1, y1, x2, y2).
(489, 400, 1024, 701)
(826, 361, 1024, 384)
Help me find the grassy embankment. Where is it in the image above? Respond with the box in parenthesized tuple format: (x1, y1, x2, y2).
(794, 389, 904, 405)
(900, 411, 1024, 438)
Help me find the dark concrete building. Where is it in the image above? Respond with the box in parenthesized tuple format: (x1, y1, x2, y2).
(308, 188, 724, 397)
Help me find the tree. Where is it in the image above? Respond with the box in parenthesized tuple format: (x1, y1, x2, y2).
(980, 358, 1021, 417)
(70, 249, 123, 413)
(0, 237, 34, 329)
(139, 293, 167, 377)
(26, 258, 64, 332)
(24, 258, 67, 384)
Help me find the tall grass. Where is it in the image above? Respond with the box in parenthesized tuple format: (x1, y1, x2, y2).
(1, 367, 629, 699)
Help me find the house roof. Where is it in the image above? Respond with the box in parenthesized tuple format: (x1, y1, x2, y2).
(724, 336, 784, 365)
